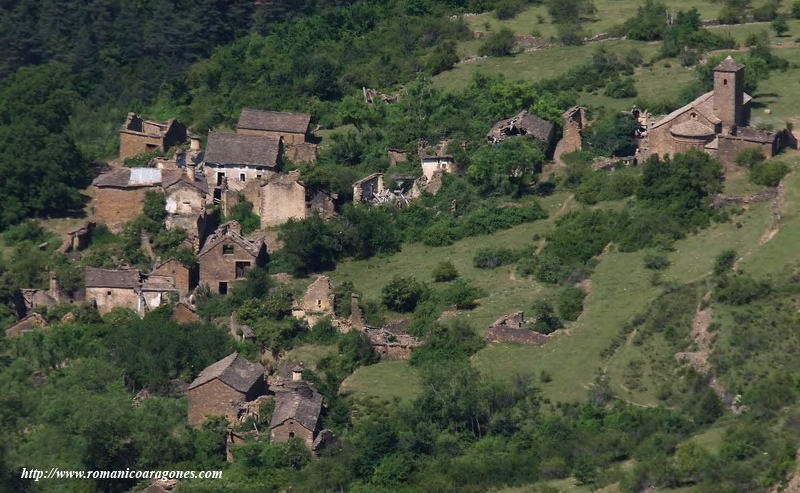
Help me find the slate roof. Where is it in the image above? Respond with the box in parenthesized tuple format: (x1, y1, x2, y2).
(652, 90, 752, 129)
(670, 120, 716, 138)
(197, 221, 265, 259)
(93, 168, 170, 189)
(188, 353, 265, 393)
(85, 268, 141, 289)
(269, 383, 324, 431)
(715, 56, 744, 72)
(237, 109, 311, 134)
(204, 131, 281, 168)
(516, 111, 555, 141)
(162, 169, 208, 194)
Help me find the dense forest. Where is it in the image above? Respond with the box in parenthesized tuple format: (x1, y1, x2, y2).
(3, 0, 800, 492)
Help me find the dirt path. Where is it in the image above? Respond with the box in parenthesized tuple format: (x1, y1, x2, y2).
(675, 295, 747, 413)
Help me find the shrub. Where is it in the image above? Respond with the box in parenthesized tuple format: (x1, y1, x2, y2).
(473, 247, 518, 268)
(735, 147, 765, 168)
(478, 28, 516, 57)
(381, 276, 426, 312)
(772, 16, 789, 37)
(123, 149, 163, 167)
(531, 300, 563, 334)
(793, 0, 800, 18)
(557, 23, 586, 46)
(643, 250, 670, 270)
(604, 76, 637, 98)
(713, 249, 737, 275)
(715, 274, 771, 305)
(750, 160, 789, 187)
(557, 286, 586, 321)
(440, 278, 486, 309)
(432, 261, 459, 282)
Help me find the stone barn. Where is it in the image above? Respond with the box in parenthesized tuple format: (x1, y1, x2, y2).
(204, 131, 281, 194)
(187, 353, 266, 427)
(269, 369, 324, 449)
(236, 108, 318, 163)
(119, 113, 187, 160)
(196, 221, 267, 295)
(259, 171, 335, 228)
(643, 56, 792, 166)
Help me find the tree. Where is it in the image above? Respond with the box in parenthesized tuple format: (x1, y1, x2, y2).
(432, 261, 459, 282)
(557, 286, 586, 321)
(772, 16, 789, 36)
(381, 276, 426, 312)
(467, 138, 546, 195)
(278, 216, 342, 275)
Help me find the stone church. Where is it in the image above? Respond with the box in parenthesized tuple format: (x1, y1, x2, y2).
(642, 56, 794, 165)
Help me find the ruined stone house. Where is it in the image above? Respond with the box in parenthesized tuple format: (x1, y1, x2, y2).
(292, 276, 336, 326)
(173, 301, 201, 324)
(486, 110, 556, 155)
(259, 170, 336, 228)
(229, 312, 256, 342)
(352, 173, 385, 203)
(387, 147, 408, 167)
(204, 131, 281, 195)
(485, 311, 551, 345)
(92, 168, 165, 232)
(560, 106, 587, 155)
(643, 57, 794, 166)
(119, 113, 187, 160)
(84, 267, 178, 316)
(4, 312, 48, 339)
(269, 368, 324, 449)
(163, 162, 210, 250)
(20, 273, 69, 314)
(236, 108, 318, 163)
(58, 222, 94, 254)
(187, 352, 266, 427)
(152, 259, 197, 297)
(365, 319, 422, 360)
(419, 140, 458, 181)
(196, 221, 267, 295)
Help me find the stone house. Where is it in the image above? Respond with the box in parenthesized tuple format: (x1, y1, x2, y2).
(419, 141, 458, 182)
(187, 352, 266, 427)
(196, 221, 267, 295)
(236, 108, 317, 163)
(352, 173, 385, 203)
(153, 259, 197, 297)
(173, 302, 201, 324)
(4, 312, 48, 339)
(119, 113, 187, 160)
(84, 268, 178, 315)
(269, 368, 324, 448)
(92, 168, 165, 232)
(643, 57, 793, 166)
(486, 110, 556, 155)
(259, 171, 335, 228)
(204, 131, 282, 194)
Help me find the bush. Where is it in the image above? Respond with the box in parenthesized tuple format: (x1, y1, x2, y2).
(750, 160, 789, 187)
(772, 16, 789, 36)
(557, 286, 586, 321)
(531, 300, 563, 334)
(793, 0, 800, 18)
(440, 278, 486, 309)
(735, 147, 765, 168)
(478, 28, 516, 57)
(123, 149, 163, 167)
(713, 249, 737, 275)
(643, 250, 670, 270)
(557, 23, 586, 46)
(381, 276, 426, 312)
(604, 76, 637, 98)
(473, 247, 518, 268)
(432, 261, 459, 282)
(715, 274, 771, 305)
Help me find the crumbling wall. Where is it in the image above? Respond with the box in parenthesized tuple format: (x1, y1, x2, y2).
(92, 188, 148, 233)
(260, 176, 308, 228)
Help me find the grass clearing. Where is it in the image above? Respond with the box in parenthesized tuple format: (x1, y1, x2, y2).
(283, 344, 337, 370)
(340, 360, 423, 402)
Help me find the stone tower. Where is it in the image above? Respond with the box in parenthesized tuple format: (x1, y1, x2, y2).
(713, 56, 745, 130)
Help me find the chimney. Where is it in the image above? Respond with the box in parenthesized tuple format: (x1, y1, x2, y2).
(190, 136, 201, 151)
(291, 364, 304, 382)
(186, 161, 196, 181)
(49, 272, 62, 300)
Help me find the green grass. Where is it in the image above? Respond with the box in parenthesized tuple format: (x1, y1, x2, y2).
(282, 344, 337, 370)
(340, 360, 423, 402)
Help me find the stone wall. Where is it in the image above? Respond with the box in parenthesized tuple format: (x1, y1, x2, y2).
(647, 111, 720, 157)
(260, 178, 308, 228)
(154, 260, 196, 296)
(93, 187, 149, 233)
(119, 132, 164, 160)
(86, 287, 141, 314)
(237, 128, 305, 145)
(716, 134, 776, 167)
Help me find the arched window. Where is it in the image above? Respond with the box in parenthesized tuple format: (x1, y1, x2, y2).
(723, 78, 728, 85)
